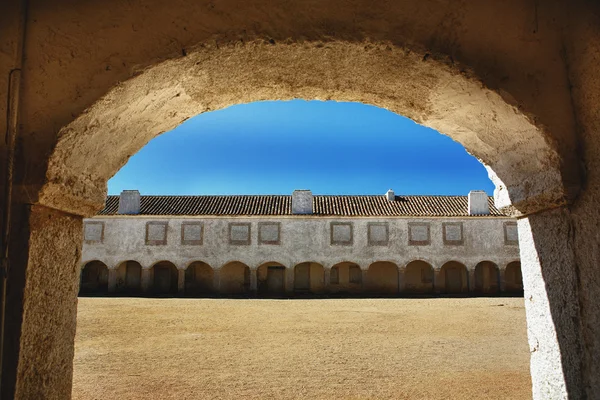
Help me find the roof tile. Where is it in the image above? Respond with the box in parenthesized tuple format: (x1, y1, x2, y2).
(98, 195, 506, 217)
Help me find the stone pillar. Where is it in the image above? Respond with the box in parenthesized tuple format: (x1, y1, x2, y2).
(398, 267, 405, 293)
(499, 267, 507, 292)
(468, 268, 476, 293)
(177, 268, 185, 295)
(108, 268, 118, 293)
(361, 268, 367, 294)
(324, 267, 331, 289)
(212, 268, 221, 294)
(249, 268, 257, 295)
(141, 268, 152, 293)
(433, 269, 443, 294)
(2, 205, 82, 399)
(519, 208, 583, 399)
(285, 267, 294, 295)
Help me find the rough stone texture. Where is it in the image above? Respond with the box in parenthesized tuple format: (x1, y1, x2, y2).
(8, 206, 82, 400)
(563, 4, 600, 397)
(518, 208, 582, 399)
(0, 1, 599, 398)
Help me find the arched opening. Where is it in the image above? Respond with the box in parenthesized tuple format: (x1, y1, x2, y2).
(329, 262, 362, 295)
(365, 262, 399, 296)
(115, 260, 142, 294)
(185, 261, 213, 297)
(257, 262, 287, 297)
(474, 261, 500, 294)
(1, 3, 593, 399)
(79, 261, 109, 295)
(404, 260, 434, 294)
(438, 262, 469, 295)
(505, 261, 524, 295)
(220, 262, 251, 296)
(151, 261, 178, 295)
(294, 262, 325, 295)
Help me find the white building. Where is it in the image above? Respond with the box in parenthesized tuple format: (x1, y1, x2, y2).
(80, 190, 522, 297)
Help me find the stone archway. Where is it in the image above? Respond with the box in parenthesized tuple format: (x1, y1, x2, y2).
(151, 261, 178, 295)
(257, 262, 287, 297)
(404, 260, 434, 294)
(474, 261, 500, 295)
(40, 41, 569, 218)
(79, 261, 109, 295)
(115, 260, 143, 294)
(185, 261, 214, 296)
(365, 261, 399, 296)
(220, 262, 251, 296)
(330, 262, 363, 295)
(2, 2, 598, 398)
(438, 261, 469, 294)
(505, 261, 524, 294)
(294, 262, 325, 295)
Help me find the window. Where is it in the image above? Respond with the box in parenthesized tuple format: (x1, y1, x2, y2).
(421, 266, 433, 283)
(443, 222, 463, 245)
(181, 221, 203, 245)
(145, 221, 168, 245)
(258, 222, 281, 245)
(408, 222, 430, 246)
(330, 267, 339, 284)
(84, 221, 104, 244)
(504, 222, 519, 245)
(330, 222, 353, 246)
(368, 222, 389, 246)
(229, 222, 251, 245)
(349, 265, 362, 284)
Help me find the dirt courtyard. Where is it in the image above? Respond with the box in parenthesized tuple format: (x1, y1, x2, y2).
(73, 298, 530, 400)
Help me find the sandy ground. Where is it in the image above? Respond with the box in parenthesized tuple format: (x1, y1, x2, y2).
(73, 298, 531, 400)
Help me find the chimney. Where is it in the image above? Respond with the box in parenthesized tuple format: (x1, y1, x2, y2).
(292, 190, 313, 214)
(118, 190, 141, 214)
(385, 189, 395, 201)
(468, 190, 490, 215)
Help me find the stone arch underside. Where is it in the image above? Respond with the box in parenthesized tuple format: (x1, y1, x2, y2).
(40, 41, 568, 217)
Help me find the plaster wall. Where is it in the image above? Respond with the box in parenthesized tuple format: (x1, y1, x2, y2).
(82, 216, 520, 274)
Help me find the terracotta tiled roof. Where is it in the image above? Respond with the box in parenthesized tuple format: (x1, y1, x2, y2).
(98, 195, 506, 217)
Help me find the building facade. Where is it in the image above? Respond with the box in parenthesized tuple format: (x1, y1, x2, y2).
(80, 190, 522, 297)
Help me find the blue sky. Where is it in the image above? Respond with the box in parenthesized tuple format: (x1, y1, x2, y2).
(108, 100, 494, 196)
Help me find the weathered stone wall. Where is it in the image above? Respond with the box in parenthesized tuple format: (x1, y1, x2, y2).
(82, 215, 520, 275)
(1, 1, 600, 399)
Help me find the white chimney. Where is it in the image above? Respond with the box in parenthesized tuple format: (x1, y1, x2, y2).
(292, 190, 313, 214)
(468, 190, 490, 215)
(118, 190, 141, 214)
(385, 189, 395, 201)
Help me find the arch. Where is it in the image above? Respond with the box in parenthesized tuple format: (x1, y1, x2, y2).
(185, 261, 213, 297)
(505, 261, 524, 294)
(220, 262, 251, 296)
(115, 260, 142, 294)
(79, 261, 109, 295)
(404, 260, 434, 294)
(329, 262, 362, 295)
(293, 262, 325, 295)
(438, 261, 469, 295)
(257, 262, 286, 297)
(1, 3, 594, 399)
(474, 261, 500, 294)
(151, 261, 178, 295)
(366, 261, 399, 296)
(39, 41, 570, 218)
